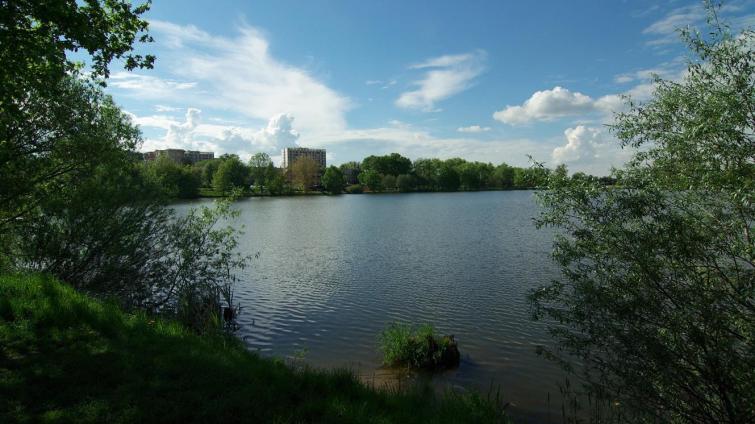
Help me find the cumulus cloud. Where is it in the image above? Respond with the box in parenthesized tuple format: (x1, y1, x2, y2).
(396, 50, 486, 111)
(165, 108, 201, 146)
(551, 126, 632, 175)
(493, 87, 596, 125)
(491, 80, 667, 126)
(110, 20, 350, 139)
(457, 125, 491, 133)
(256, 113, 300, 151)
(134, 109, 301, 159)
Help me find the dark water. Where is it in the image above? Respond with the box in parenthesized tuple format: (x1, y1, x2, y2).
(176, 191, 567, 422)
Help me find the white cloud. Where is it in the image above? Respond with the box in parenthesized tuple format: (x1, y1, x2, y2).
(134, 108, 302, 160)
(551, 126, 632, 175)
(112, 20, 351, 139)
(109, 72, 197, 97)
(154, 104, 181, 112)
(492, 79, 668, 126)
(643, 3, 755, 47)
(493, 87, 595, 125)
(457, 125, 491, 133)
(643, 5, 704, 46)
(396, 50, 486, 111)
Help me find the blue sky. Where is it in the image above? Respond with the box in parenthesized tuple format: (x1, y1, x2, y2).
(107, 0, 755, 175)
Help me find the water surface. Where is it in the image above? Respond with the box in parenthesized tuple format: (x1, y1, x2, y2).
(176, 191, 566, 422)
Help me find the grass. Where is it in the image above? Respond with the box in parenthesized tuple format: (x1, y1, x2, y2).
(0, 274, 509, 423)
(379, 323, 460, 370)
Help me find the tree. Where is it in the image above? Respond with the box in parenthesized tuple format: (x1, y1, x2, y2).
(213, 156, 249, 194)
(437, 163, 460, 191)
(493, 163, 515, 188)
(248, 152, 273, 191)
(290, 157, 319, 192)
(1, 0, 153, 228)
(531, 8, 755, 423)
(321, 166, 344, 194)
(267, 168, 289, 195)
(143, 155, 201, 199)
(358, 169, 382, 192)
(458, 162, 482, 190)
(362, 153, 411, 176)
(381, 174, 397, 191)
(195, 159, 221, 187)
(413, 158, 442, 190)
(396, 174, 414, 192)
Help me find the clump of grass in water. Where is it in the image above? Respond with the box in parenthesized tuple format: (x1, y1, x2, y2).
(379, 322, 460, 370)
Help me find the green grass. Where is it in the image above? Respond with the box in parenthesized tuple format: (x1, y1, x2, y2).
(379, 323, 460, 370)
(0, 274, 509, 423)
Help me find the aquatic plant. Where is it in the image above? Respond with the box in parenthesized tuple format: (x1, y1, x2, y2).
(379, 322, 460, 370)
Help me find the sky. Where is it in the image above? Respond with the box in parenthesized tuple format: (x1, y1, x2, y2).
(106, 0, 755, 175)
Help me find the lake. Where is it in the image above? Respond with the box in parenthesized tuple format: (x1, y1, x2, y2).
(175, 191, 567, 422)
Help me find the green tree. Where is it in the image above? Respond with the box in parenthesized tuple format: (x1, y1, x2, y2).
(248, 152, 273, 192)
(413, 158, 442, 190)
(321, 166, 345, 194)
(213, 156, 249, 194)
(381, 174, 397, 191)
(396, 174, 414, 192)
(143, 155, 201, 199)
(1, 0, 154, 228)
(358, 169, 382, 192)
(492, 163, 515, 188)
(531, 9, 755, 423)
(458, 162, 482, 190)
(196, 159, 222, 187)
(437, 163, 460, 191)
(267, 168, 289, 195)
(362, 153, 412, 176)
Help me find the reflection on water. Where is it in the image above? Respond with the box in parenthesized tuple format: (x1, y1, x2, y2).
(175, 191, 566, 422)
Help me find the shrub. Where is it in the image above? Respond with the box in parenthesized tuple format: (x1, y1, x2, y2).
(379, 323, 460, 370)
(345, 184, 363, 194)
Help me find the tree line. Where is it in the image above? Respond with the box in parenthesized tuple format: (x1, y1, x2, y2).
(142, 150, 613, 199)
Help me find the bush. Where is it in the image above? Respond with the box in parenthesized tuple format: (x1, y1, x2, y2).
(379, 323, 460, 370)
(345, 184, 363, 194)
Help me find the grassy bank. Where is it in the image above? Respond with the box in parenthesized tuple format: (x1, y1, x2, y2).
(0, 274, 508, 423)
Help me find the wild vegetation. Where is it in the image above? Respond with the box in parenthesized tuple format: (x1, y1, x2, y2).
(0, 274, 509, 424)
(379, 323, 461, 370)
(531, 5, 755, 423)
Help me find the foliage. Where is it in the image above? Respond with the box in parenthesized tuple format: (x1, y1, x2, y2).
(266, 168, 289, 195)
(345, 184, 363, 194)
(0, 274, 510, 424)
(531, 8, 755, 423)
(197, 159, 222, 187)
(382, 174, 397, 191)
(362, 153, 412, 176)
(7, 157, 249, 320)
(379, 323, 460, 370)
(321, 165, 345, 194)
(212, 156, 249, 194)
(358, 169, 383, 191)
(248, 152, 273, 192)
(438, 164, 461, 191)
(397, 174, 414, 192)
(290, 156, 320, 192)
(1, 77, 142, 228)
(1, 0, 154, 92)
(1, 0, 154, 229)
(142, 154, 201, 199)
